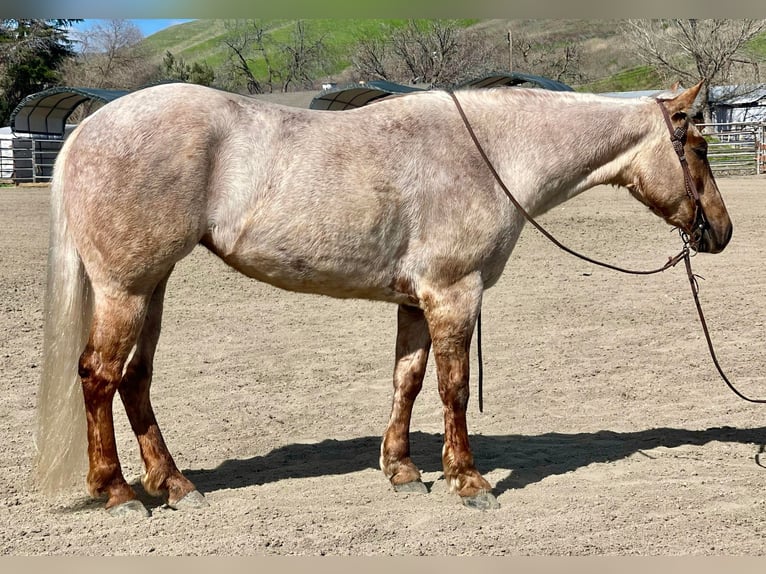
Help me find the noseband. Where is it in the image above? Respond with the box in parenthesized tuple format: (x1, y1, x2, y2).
(655, 100, 709, 248)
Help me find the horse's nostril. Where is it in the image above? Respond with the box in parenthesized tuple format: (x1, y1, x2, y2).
(701, 221, 732, 254)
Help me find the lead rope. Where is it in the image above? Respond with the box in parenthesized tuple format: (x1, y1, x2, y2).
(448, 92, 688, 278)
(656, 101, 766, 404)
(682, 251, 766, 403)
(477, 311, 483, 412)
(448, 91, 766, 411)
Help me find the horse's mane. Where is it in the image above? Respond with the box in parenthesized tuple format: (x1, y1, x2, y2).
(454, 86, 648, 109)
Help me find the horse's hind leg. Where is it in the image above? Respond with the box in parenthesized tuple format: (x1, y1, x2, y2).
(422, 273, 499, 510)
(79, 289, 153, 516)
(118, 270, 207, 510)
(380, 304, 432, 493)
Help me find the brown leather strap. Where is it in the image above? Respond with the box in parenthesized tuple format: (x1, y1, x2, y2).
(450, 91, 687, 413)
(655, 100, 709, 236)
(654, 102, 764, 401)
(682, 251, 766, 403)
(450, 90, 766, 406)
(448, 91, 688, 275)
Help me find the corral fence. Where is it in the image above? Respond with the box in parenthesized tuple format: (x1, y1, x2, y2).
(698, 122, 766, 176)
(0, 136, 63, 185)
(2, 122, 766, 185)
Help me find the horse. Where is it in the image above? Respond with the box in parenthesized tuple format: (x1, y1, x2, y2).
(35, 80, 732, 516)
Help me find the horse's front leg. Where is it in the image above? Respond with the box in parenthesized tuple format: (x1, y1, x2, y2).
(380, 304, 432, 493)
(423, 273, 499, 510)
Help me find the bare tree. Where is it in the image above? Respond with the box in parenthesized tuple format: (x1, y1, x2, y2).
(351, 35, 390, 81)
(389, 20, 461, 84)
(221, 19, 272, 94)
(624, 19, 766, 121)
(279, 20, 328, 92)
(221, 19, 329, 94)
(511, 28, 585, 84)
(351, 20, 505, 87)
(62, 19, 154, 90)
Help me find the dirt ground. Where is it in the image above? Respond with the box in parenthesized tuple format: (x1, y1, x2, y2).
(2, 178, 766, 556)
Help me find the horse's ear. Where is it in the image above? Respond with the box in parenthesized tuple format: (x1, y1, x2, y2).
(661, 80, 704, 119)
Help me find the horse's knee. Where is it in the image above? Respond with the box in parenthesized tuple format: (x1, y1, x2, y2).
(396, 367, 425, 399)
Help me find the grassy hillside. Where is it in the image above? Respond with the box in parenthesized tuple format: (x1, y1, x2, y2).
(137, 19, 766, 94)
(141, 19, 233, 68)
(142, 20, 481, 79)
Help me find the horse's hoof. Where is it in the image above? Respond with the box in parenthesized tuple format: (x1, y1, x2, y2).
(106, 499, 150, 518)
(168, 489, 209, 510)
(461, 491, 500, 511)
(393, 480, 429, 494)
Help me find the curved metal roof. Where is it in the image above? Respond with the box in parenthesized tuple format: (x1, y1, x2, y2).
(455, 72, 573, 92)
(310, 80, 424, 111)
(310, 73, 572, 111)
(10, 86, 129, 136)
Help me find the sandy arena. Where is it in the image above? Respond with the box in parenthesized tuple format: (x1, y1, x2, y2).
(2, 178, 766, 555)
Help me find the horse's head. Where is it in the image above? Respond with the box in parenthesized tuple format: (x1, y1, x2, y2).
(627, 81, 732, 254)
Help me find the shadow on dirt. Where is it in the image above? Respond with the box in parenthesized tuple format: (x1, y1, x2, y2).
(186, 425, 766, 497)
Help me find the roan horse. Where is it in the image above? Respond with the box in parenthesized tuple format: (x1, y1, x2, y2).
(36, 80, 732, 516)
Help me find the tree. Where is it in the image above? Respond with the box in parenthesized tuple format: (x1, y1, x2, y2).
(624, 19, 766, 122)
(351, 20, 504, 87)
(221, 19, 271, 94)
(390, 20, 461, 84)
(159, 51, 215, 86)
(221, 19, 330, 94)
(0, 19, 80, 125)
(61, 19, 154, 90)
(280, 20, 328, 92)
(351, 35, 390, 82)
(511, 28, 586, 85)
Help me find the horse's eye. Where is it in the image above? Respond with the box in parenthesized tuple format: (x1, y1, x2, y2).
(690, 137, 708, 158)
(692, 146, 707, 159)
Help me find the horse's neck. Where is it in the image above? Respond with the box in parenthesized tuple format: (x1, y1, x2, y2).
(472, 91, 654, 216)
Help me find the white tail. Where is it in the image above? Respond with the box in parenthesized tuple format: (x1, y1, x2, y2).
(35, 139, 92, 495)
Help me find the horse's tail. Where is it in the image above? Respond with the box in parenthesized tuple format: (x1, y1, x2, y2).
(34, 134, 92, 495)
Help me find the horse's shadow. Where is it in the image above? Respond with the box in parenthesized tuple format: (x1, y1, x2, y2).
(184, 425, 766, 498)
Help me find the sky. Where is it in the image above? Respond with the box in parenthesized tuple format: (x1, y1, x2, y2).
(72, 19, 195, 38)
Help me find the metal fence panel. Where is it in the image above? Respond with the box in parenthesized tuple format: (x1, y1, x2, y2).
(699, 122, 765, 176)
(9, 137, 63, 184)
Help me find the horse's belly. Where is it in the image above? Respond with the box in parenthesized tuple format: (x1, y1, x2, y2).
(216, 231, 413, 303)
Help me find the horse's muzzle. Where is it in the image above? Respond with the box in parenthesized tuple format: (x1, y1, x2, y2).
(696, 220, 732, 254)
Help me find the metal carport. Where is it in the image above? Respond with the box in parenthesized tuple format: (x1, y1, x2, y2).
(7, 87, 128, 183)
(10, 86, 128, 137)
(310, 73, 573, 111)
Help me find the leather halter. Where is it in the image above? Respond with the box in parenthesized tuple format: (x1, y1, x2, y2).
(655, 99, 709, 248)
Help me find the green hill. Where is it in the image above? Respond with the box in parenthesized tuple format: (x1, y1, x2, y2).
(137, 19, 766, 94)
(141, 19, 451, 80)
